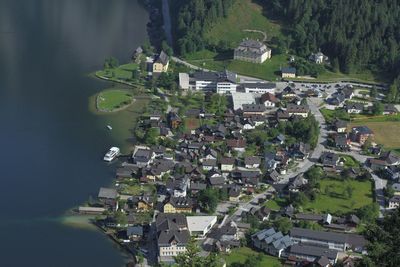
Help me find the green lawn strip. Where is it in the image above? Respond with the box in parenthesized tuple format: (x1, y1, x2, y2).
(222, 247, 281, 267)
(302, 178, 373, 214)
(97, 89, 133, 111)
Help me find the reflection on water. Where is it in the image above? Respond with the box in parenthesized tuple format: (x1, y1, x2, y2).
(0, 0, 148, 266)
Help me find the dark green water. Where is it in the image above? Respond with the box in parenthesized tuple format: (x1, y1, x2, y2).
(0, 0, 148, 266)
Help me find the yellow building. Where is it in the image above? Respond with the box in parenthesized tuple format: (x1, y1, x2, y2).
(153, 51, 169, 73)
(281, 67, 296, 78)
(163, 197, 192, 214)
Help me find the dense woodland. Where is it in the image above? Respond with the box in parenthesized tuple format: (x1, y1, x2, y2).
(171, 0, 400, 91)
(171, 0, 236, 55)
(268, 0, 400, 77)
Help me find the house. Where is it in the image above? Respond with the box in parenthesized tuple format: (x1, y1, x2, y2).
(276, 108, 290, 121)
(329, 92, 346, 106)
(166, 177, 190, 197)
(132, 147, 155, 167)
(163, 196, 193, 213)
(228, 186, 242, 202)
(350, 126, 373, 145)
(168, 111, 182, 129)
(190, 182, 207, 194)
(383, 104, 398, 115)
(126, 226, 144, 241)
(179, 73, 190, 90)
(226, 139, 246, 153)
(280, 86, 297, 99)
(281, 67, 296, 78)
(369, 151, 400, 171)
(234, 39, 271, 63)
(202, 159, 217, 171)
(291, 142, 310, 160)
(156, 213, 190, 262)
(267, 169, 280, 184)
(254, 206, 271, 221)
(389, 195, 400, 209)
(252, 228, 293, 258)
(309, 51, 329, 64)
(208, 175, 226, 188)
(244, 156, 261, 169)
(128, 193, 154, 211)
(98, 187, 118, 211)
(242, 104, 267, 116)
(288, 174, 308, 192)
(320, 152, 340, 168)
(260, 92, 279, 108)
(288, 244, 338, 265)
(186, 216, 217, 238)
(333, 119, 348, 133)
(274, 134, 286, 145)
(334, 134, 350, 150)
(220, 157, 235, 172)
(345, 103, 364, 114)
(153, 51, 169, 73)
(287, 104, 309, 118)
(242, 82, 276, 94)
(192, 70, 237, 94)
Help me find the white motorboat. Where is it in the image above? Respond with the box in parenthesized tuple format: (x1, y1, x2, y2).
(107, 125, 112, 130)
(103, 147, 120, 162)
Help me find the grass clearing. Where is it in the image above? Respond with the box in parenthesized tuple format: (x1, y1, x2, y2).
(222, 247, 281, 267)
(349, 121, 400, 150)
(96, 63, 139, 81)
(303, 178, 373, 214)
(340, 155, 360, 168)
(184, 118, 200, 131)
(97, 89, 133, 112)
(204, 0, 283, 47)
(265, 197, 287, 210)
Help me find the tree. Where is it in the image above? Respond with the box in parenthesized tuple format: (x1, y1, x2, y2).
(370, 87, 378, 98)
(357, 203, 380, 222)
(198, 188, 218, 213)
(361, 208, 400, 266)
(273, 217, 293, 234)
(174, 238, 221, 267)
(372, 101, 384, 115)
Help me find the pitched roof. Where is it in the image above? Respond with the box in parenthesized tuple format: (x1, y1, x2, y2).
(98, 187, 118, 199)
(260, 92, 278, 103)
(290, 244, 338, 260)
(155, 50, 169, 65)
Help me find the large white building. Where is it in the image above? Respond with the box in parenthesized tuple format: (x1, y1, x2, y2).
(242, 82, 276, 94)
(234, 39, 272, 63)
(231, 92, 256, 110)
(192, 70, 237, 94)
(186, 216, 217, 238)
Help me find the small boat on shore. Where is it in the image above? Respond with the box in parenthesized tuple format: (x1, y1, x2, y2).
(106, 125, 112, 130)
(103, 147, 120, 162)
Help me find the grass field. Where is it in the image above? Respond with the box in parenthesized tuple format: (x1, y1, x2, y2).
(97, 89, 133, 112)
(349, 121, 400, 149)
(265, 197, 287, 210)
(303, 178, 373, 214)
(184, 118, 200, 131)
(222, 247, 281, 267)
(96, 63, 139, 81)
(204, 0, 283, 48)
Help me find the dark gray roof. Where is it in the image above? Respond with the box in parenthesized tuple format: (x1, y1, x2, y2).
(245, 156, 261, 165)
(242, 82, 276, 89)
(190, 182, 207, 191)
(98, 187, 118, 199)
(238, 39, 265, 49)
(281, 67, 296, 74)
(168, 196, 193, 208)
(242, 104, 266, 112)
(157, 228, 190, 247)
(290, 227, 347, 244)
(220, 157, 235, 165)
(346, 103, 364, 111)
(155, 50, 169, 65)
(193, 70, 236, 83)
(127, 226, 143, 236)
(287, 104, 309, 113)
(290, 244, 338, 260)
(352, 126, 373, 135)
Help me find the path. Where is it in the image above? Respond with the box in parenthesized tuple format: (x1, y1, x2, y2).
(243, 29, 267, 42)
(162, 0, 173, 46)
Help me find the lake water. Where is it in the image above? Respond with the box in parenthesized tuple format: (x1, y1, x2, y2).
(0, 0, 148, 266)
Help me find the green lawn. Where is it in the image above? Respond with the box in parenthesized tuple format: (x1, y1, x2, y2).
(303, 178, 373, 214)
(320, 108, 350, 123)
(97, 89, 133, 112)
(204, 0, 283, 48)
(339, 155, 360, 168)
(349, 120, 400, 150)
(265, 197, 287, 211)
(222, 247, 281, 267)
(96, 63, 139, 81)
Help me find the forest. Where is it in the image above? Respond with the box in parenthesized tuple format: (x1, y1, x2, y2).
(170, 0, 400, 99)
